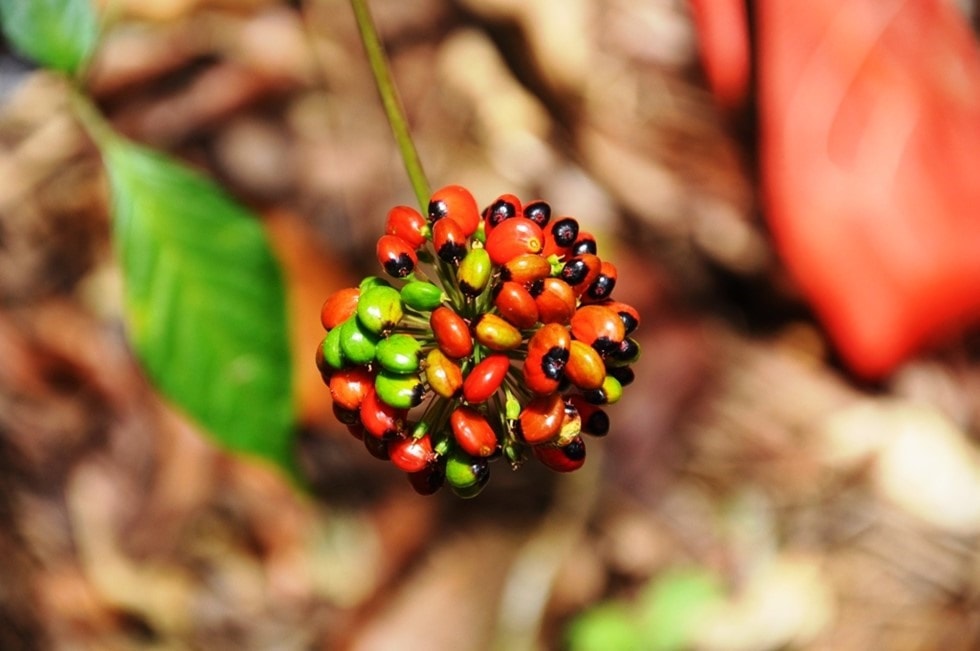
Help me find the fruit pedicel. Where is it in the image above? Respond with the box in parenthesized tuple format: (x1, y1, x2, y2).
(316, 185, 640, 498)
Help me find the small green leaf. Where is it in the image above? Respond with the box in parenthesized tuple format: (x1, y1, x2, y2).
(0, 0, 99, 75)
(104, 138, 296, 477)
(565, 603, 641, 651)
(637, 567, 726, 651)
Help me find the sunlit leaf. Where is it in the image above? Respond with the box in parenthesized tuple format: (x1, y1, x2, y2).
(565, 603, 641, 651)
(0, 0, 99, 74)
(104, 138, 297, 477)
(637, 566, 725, 651)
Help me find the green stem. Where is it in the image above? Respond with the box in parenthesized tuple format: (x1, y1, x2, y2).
(69, 85, 118, 150)
(349, 0, 431, 212)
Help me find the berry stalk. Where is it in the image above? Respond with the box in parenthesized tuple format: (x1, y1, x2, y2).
(349, 0, 431, 212)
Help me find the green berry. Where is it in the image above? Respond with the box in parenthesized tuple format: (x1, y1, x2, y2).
(445, 450, 490, 499)
(400, 280, 445, 311)
(321, 326, 347, 370)
(375, 370, 425, 410)
(359, 275, 392, 293)
(458, 246, 492, 297)
(375, 334, 422, 374)
(339, 315, 378, 365)
(357, 285, 403, 335)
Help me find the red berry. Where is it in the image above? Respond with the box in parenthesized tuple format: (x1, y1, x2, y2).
(432, 217, 468, 265)
(559, 254, 602, 296)
(328, 366, 375, 411)
(485, 217, 544, 265)
(523, 200, 551, 228)
(564, 340, 606, 390)
(530, 277, 577, 324)
(451, 406, 499, 457)
(430, 306, 474, 359)
(407, 463, 445, 495)
(500, 253, 552, 285)
(363, 432, 390, 460)
(571, 231, 597, 256)
(584, 260, 618, 302)
(359, 386, 406, 439)
(462, 354, 511, 403)
(429, 185, 480, 236)
(599, 300, 640, 335)
(567, 395, 610, 437)
(541, 217, 579, 258)
(516, 392, 564, 444)
(385, 205, 427, 249)
(493, 280, 539, 329)
(320, 287, 359, 330)
(571, 305, 626, 356)
(533, 437, 586, 472)
(376, 234, 418, 278)
(388, 434, 436, 473)
(332, 402, 361, 426)
(482, 193, 522, 235)
(523, 323, 571, 394)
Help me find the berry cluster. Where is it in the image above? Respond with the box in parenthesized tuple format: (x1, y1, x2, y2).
(316, 185, 639, 498)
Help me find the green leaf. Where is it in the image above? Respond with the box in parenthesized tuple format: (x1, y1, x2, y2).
(565, 602, 641, 651)
(637, 567, 725, 651)
(0, 0, 99, 75)
(104, 138, 297, 478)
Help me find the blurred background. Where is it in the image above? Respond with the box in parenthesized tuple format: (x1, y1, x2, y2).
(2, 0, 980, 649)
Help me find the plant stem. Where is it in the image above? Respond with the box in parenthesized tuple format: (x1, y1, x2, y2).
(69, 85, 118, 150)
(349, 0, 431, 212)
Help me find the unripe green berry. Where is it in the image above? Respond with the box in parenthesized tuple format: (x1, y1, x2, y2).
(357, 285, 403, 335)
(375, 334, 422, 374)
(339, 315, 378, 365)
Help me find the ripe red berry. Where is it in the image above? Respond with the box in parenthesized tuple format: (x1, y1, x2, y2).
(385, 205, 428, 249)
(328, 366, 375, 411)
(493, 281, 539, 329)
(523, 200, 551, 228)
(320, 287, 359, 330)
(451, 406, 499, 457)
(530, 277, 577, 324)
(429, 185, 480, 236)
(571, 231, 597, 256)
(533, 437, 586, 472)
(564, 340, 606, 390)
(485, 217, 544, 265)
(567, 395, 610, 437)
(430, 306, 474, 359)
(584, 260, 618, 301)
(500, 253, 552, 285)
(571, 305, 626, 356)
(462, 354, 511, 403)
(599, 300, 641, 335)
(560, 254, 602, 296)
(541, 217, 580, 258)
(388, 434, 435, 473)
(516, 392, 564, 444)
(376, 234, 418, 278)
(482, 193, 522, 235)
(363, 432, 390, 460)
(407, 463, 445, 495)
(359, 386, 406, 439)
(523, 323, 571, 394)
(432, 217, 468, 264)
